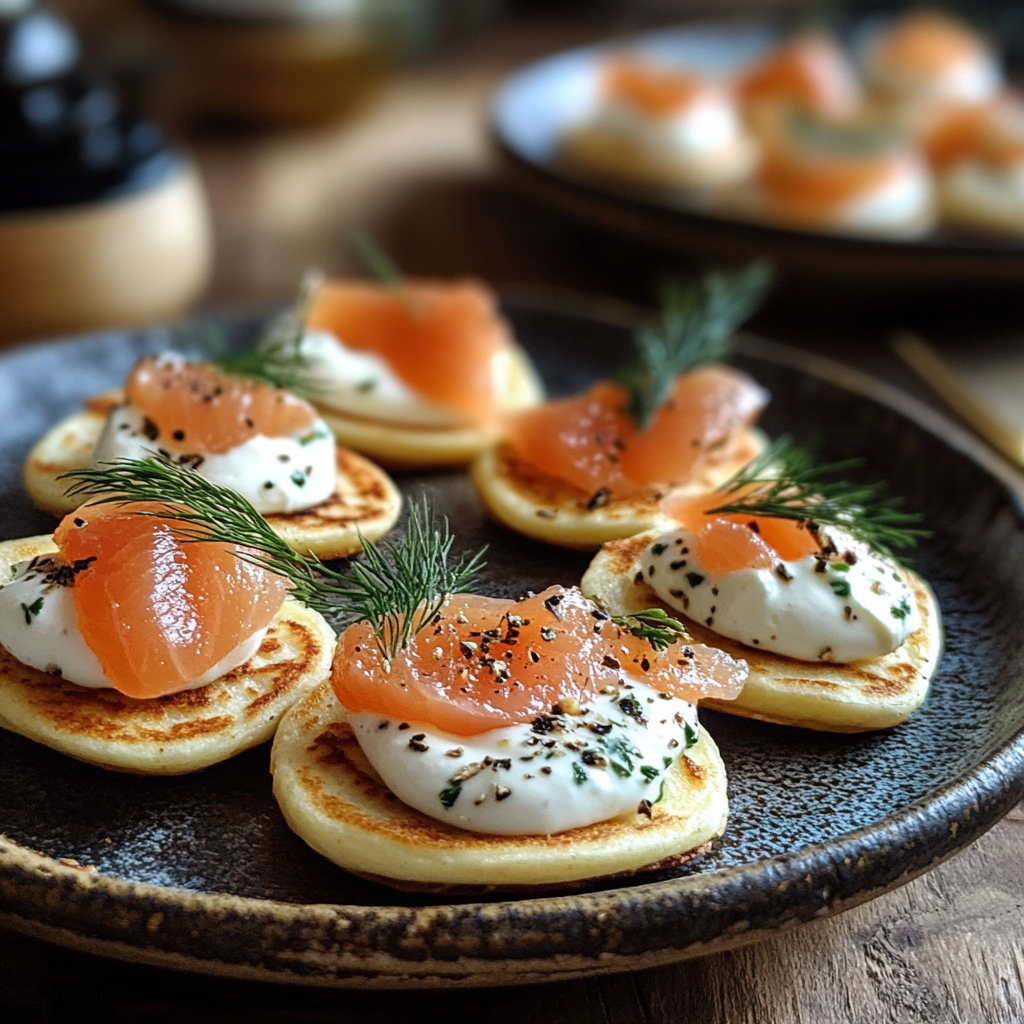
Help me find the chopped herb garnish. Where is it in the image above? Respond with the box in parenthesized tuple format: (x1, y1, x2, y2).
(640, 764, 660, 782)
(686, 572, 705, 588)
(617, 263, 772, 430)
(611, 607, 691, 651)
(831, 562, 850, 572)
(829, 579, 852, 598)
(20, 597, 44, 625)
(356, 379, 377, 393)
(651, 542, 668, 556)
(298, 428, 329, 446)
(663, 755, 674, 768)
(289, 470, 307, 488)
(610, 739, 635, 777)
(683, 722, 699, 749)
(438, 783, 462, 809)
(572, 761, 588, 785)
(891, 596, 911, 620)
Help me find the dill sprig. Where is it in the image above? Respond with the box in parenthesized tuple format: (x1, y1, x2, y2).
(331, 494, 486, 660)
(59, 460, 485, 659)
(618, 262, 773, 431)
(706, 437, 930, 559)
(196, 272, 324, 397)
(612, 608, 692, 651)
(349, 228, 405, 289)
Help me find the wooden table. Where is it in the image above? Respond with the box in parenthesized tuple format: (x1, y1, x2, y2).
(5, 12, 1024, 1022)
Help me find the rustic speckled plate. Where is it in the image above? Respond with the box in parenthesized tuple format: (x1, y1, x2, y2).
(493, 24, 1024, 286)
(2, 297, 1024, 988)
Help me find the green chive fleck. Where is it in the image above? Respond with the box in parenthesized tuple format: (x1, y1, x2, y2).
(20, 597, 44, 625)
(640, 765, 660, 782)
(686, 572, 705, 588)
(829, 579, 852, 598)
(438, 783, 462, 809)
(572, 761, 588, 785)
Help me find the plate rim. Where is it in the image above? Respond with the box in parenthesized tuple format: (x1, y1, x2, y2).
(490, 20, 1024, 272)
(2, 311, 1024, 988)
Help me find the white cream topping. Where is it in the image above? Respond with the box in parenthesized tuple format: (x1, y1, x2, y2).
(836, 157, 934, 234)
(92, 404, 337, 514)
(299, 328, 513, 428)
(0, 556, 266, 690)
(642, 525, 919, 663)
(350, 679, 700, 836)
(588, 90, 744, 159)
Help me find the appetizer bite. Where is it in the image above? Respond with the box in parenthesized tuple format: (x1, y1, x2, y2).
(298, 247, 543, 468)
(269, 502, 747, 890)
(737, 31, 862, 119)
(921, 93, 1024, 233)
(23, 320, 401, 559)
(470, 265, 771, 549)
(0, 464, 335, 773)
(860, 9, 1001, 108)
(582, 440, 942, 732)
(733, 105, 935, 236)
(562, 56, 757, 189)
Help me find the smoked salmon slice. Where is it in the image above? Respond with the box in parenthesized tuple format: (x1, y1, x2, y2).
(306, 279, 514, 424)
(125, 358, 317, 455)
(54, 502, 290, 698)
(332, 585, 747, 736)
(602, 59, 710, 117)
(504, 366, 766, 496)
(660, 490, 821, 573)
(738, 32, 860, 117)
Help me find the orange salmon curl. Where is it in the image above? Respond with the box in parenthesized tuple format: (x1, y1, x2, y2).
(602, 59, 717, 118)
(503, 366, 767, 497)
(125, 358, 318, 455)
(306, 278, 515, 424)
(54, 503, 290, 698)
(331, 586, 747, 736)
(738, 31, 861, 118)
(660, 490, 822, 575)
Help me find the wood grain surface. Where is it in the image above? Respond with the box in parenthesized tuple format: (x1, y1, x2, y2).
(4, 805, 1024, 1021)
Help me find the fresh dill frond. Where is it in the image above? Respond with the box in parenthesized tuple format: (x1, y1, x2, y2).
(59, 460, 486, 658)
(202, 271, 324, 397)
(330, 492, 487, 660)
(619, 262, 773, 431)
(349, 228, 405, 289)
(612, 607, 692, 651)
(706, 437, 930, 559)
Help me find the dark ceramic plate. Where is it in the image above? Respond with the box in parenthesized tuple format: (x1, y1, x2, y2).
(492, 23, 1024, 286)
(2, 298, 1024, 988)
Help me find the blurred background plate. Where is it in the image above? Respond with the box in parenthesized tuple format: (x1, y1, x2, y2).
(3, 297, 1024, 986)
(492, 22, 1024, 288)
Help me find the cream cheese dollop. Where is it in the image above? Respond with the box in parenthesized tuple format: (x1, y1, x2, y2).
(92, 404, 337, 515)
(299, 328, 514, 428)
(350, 678, 700, 836)
(642, 525, 919, 663)
(835, 157, 935, 235)
(588, 89, 746, 162)
(0, 555, 266, 690)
